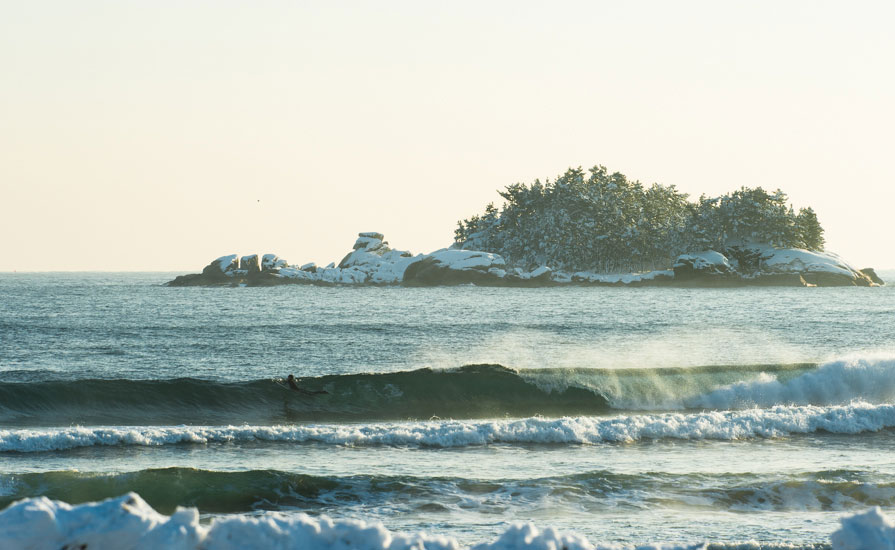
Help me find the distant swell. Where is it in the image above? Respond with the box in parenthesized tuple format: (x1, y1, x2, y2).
(2, 467, 891, 516)
(2, 403, 894, 453)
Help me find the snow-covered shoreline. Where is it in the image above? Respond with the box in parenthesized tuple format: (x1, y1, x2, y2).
(0, 492, 891, 550)
(166, 233, 883, 288)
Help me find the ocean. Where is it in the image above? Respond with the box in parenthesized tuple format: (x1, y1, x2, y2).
(2, 272, 894, 548)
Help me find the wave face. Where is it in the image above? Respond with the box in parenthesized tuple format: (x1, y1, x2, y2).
(0, 364, 610, 426)
(5, 357, 895, 426)
(2, 467, 891, 515)
(3, 403, 893, 453)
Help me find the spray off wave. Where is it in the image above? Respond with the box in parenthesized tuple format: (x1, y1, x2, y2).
(686, 356, 895, 409)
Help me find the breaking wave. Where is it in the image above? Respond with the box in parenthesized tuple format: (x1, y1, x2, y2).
(2, 403, 894, 453)
(2, 467, 891, 515)
(3, 356, 895, 426)
(0, 364, 609, 426)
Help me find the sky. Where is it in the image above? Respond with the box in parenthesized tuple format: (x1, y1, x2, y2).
(2, 1, 893, 271)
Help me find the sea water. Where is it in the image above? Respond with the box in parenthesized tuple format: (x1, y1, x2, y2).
(1, 272, 895, 548)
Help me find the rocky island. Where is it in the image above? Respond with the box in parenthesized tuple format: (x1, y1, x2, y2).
(167, 165, 884, 288)
(166, 231, 882, 288)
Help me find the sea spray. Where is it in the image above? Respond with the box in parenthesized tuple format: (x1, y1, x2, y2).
(689, 357, 895, 410)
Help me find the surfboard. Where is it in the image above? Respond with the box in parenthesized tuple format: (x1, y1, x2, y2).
(276, 379, 329, 395)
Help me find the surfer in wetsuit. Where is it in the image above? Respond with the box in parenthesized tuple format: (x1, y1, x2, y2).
(286, 374, 328, 395)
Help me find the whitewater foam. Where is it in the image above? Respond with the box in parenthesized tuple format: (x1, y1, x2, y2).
(0, 491, 714, 550)
(2, 403, 893, 453)
(1, 491, 892, 549)
(688, 357, 895, 410)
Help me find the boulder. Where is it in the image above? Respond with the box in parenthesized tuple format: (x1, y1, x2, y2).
(530, 266, 552, 280)
(672, 251, 740, 285)
(340, 232, 393, 267)
(261, 254, 286, 272)
(861, 268, 885, 286)
(166, 254, 239, 286)
(240, 255, 261, 273)
(337, 232, 420, 284)
(802, 271, 869, 287)
(403, 249, 507, 286)
(203, 255, 238, 276)
(757, 247, 873, 287)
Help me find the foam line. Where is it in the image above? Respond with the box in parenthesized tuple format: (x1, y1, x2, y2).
(2, 402, 893, 453)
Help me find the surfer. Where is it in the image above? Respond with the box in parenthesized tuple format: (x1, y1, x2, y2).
(286, 374, 328, 395)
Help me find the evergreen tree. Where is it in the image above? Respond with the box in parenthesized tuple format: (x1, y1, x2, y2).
(454, 165, 825, 272)
(796, 207, 825, 251)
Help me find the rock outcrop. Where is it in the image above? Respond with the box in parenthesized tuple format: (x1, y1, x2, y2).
(239, 255, 260, 273)
(755, 247, 874, 287)
(403, 250, 508, 286)
(166, 234, 884, 288)
(667, 246, 877, 287)
(672, 251, 741, 286)
(860, 268, 885, 286)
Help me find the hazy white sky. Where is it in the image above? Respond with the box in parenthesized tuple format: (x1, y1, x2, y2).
(2, 1, 893, 271)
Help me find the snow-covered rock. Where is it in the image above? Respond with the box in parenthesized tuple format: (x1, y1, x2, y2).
(166, 235, 882, 288)
(239, 254, 260, 273)
(670, 246, 874, 287)
(208, 255, 238, 274)
(753, 246, 873, 286)
(358, 231, 385, 240)
(672, 250, 738, 285)
(403, 249, 507, 286)
(261, 254, 286, 272)
(276, 267, 317, 282)
(168, 254, 240, 285)
(530, 265, 552, 280)
(338, 233, 420, 284)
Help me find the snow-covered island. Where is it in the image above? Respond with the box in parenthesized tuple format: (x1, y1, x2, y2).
(166, 232, 883, 288)
(168, 165, 886, 289)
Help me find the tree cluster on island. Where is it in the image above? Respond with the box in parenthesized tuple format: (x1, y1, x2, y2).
(454, 165, 825, 273)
